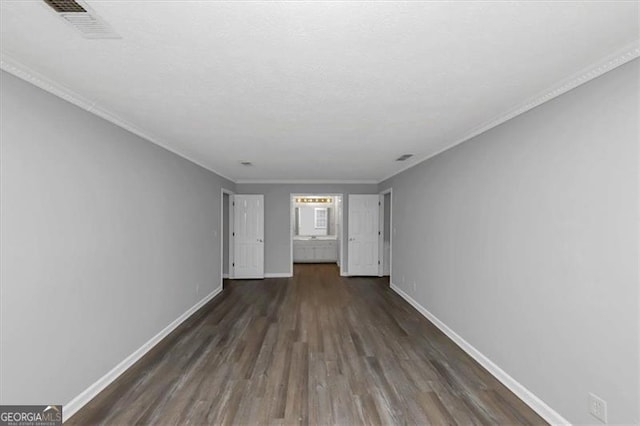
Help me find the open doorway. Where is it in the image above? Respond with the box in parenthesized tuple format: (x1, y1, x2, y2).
(290, 194, 344, 276)
(221, 189, 233, 286)
(379, 189, 392, 278)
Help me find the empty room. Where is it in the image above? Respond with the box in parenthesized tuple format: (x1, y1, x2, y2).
(1, 1, 638, 425)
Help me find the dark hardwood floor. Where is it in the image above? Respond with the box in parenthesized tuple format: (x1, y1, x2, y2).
(68, 264, 546, 425)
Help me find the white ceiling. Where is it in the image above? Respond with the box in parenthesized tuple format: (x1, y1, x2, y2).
(1, 1, 638, 182)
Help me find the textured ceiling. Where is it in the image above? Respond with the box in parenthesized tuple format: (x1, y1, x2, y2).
(1, 1, 638, 182)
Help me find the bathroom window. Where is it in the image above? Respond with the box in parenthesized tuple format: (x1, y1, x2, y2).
(314, 208, 328, 229)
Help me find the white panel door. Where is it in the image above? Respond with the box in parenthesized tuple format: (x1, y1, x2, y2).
(348, 194, 380, 276)
(233, 195, 264, 279)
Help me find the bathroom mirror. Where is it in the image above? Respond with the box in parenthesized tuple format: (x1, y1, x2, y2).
(294, 206, 334, 237)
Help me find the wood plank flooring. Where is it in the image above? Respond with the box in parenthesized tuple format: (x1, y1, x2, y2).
(68, 264, 546, 425)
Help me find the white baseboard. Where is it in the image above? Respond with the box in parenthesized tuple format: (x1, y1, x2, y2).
(63, 285, 223, 422)
(222, 273, 229, 279)
(389, 283, 570, 426)
(264, 272, 293, 278)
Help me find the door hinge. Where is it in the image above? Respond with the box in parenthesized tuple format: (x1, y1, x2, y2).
(233, 202, 235, 206)
(378, 260, 381, 265)
(232, 262, 235, 267)
(232, 232, 235, 236)
(378, 231, 381, 235)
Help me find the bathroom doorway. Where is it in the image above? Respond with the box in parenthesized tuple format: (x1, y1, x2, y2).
(220, 188, 233, 286)
(379, 189, 392, 278)
(290, 194, 344, 276)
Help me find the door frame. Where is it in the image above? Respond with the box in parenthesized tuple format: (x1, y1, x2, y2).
(220, 188, 234, 284)
(379, 188, 393, 281)
(290, 193, 345, 276)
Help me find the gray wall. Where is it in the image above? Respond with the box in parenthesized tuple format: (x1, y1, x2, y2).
(0, 71, 235, 406)
(236, 183, 378, 274)
(379, 60, 639, 424)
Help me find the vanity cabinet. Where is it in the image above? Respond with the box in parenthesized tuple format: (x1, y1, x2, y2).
(293, 239, 338, 263)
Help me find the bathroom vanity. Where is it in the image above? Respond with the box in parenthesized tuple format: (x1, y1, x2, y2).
(293, 237, 338, 263)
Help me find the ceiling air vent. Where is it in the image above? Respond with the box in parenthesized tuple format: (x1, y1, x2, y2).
(395, 154, 414, 161)
(43, 0, 120, 39)
(44, 0, 86, 13)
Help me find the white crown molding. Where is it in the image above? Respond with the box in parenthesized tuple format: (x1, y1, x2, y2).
(0, 53, 237, 183)
(235, 179, 378, 185)
(390, 283, 571, 425)
(2, 40, 637, 186)
(379, 41, 640, 183)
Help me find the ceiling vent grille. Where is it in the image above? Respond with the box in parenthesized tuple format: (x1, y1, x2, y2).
(44, 0, 86, 13)
(43, 0, 120, 39)
(395, 154, 414, 161)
